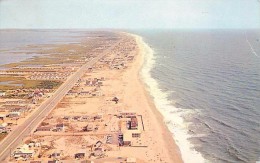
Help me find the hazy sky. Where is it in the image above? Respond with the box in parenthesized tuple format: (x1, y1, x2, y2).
(0, 0, 259, 29)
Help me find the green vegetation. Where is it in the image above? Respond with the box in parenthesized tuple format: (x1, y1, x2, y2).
(37, 80, 62, 89)
(0, 76, 24, 82)
(0, 76, 62, 90)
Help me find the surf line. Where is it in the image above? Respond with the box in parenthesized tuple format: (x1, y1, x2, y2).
(245, 31, 259, 58)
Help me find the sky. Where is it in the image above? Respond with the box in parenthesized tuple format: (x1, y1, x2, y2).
(0, 0, 259, 29)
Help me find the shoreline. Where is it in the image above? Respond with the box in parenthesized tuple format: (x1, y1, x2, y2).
(132, 32, 206, 163)
(129, 33, 183, 162)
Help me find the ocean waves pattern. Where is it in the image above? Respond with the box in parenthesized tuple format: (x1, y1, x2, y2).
(135, 29, 260, 163)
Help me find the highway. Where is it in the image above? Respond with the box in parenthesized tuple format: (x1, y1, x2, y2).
(0, 37, 122, 161)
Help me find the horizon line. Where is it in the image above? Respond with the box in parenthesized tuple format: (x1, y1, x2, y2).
(0, 27, 260, 30)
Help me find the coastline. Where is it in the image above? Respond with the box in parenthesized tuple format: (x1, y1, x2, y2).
(132, 32, 207, 163)
(128, 33, 183, 162)
(1, 30, 258, 163)
(1, 31, 184, 162)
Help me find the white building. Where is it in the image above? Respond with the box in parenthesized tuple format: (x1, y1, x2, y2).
(0, 92, 6, 96)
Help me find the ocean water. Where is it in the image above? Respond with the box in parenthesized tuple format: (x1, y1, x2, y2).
(134, 29, 260, 163)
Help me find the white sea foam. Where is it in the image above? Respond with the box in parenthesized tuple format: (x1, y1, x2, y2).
(245, 32, 259, 58)
(257, 156, 260, 163)
(137, 35, 206, 163)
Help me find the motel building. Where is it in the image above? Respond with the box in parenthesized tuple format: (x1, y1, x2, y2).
(123, 129, 142, 146)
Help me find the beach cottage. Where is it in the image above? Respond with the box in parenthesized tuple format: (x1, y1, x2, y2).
(0, 92, 6, 96)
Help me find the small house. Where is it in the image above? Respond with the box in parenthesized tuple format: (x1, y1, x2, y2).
(8, 112, 21, 118)
(72, 116, 81, 121)
(74, 153, 85, 159)
(14, 145, 34, 159)
(0, 123, 8, 128)
(79, 91, 89, 96)
(0, 122, 7, 133)
(55, 124, 65, 131)
(85, 80, 91, 85)
(50, 152, 62, 159)
(63, 116, 70, 120)
(81, 116, 89, 121)
(93, 147, 103, 156)
(48, 161, 58, 163)
(94, 114, 103, 120)
(0, 114, 7, 120)
(36, 126, 52, 132)
(82, 124, 93, 132)
(0, 92, 6, 96)
(66, 90, 78, 96)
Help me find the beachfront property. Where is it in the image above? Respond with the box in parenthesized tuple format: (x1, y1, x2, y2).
(0, 92, 6, 96)
(0, 122, 7, 133)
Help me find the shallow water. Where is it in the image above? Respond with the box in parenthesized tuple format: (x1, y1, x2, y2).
(0, 81, 23, 87)
(0, 29, 88, 66)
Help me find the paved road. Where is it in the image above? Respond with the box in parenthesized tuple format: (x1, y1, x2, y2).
(0, 38, 123, 161)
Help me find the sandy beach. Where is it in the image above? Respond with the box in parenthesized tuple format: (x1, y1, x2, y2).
(120, 34, 183, 162)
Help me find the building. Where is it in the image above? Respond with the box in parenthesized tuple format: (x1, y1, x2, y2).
(55, 124, 65, 131)
(75, 153, 85, 159)
(79, 91, 90, 96)
(75, 152, 85, 159)
(93, 114, 103, 120)
(0, 92, 6, 96)
(123, 132, 132, 146)
(0, 114, 7, 120)
(93, 148, 103, 156)
(36, 126, 52, 132)
(72, 116, 81, 121)
(13, 145, 34, 159)
(50, 152, 62, 159)
(130, 117, 138, 129)
(131, 130, 141, 138)
(8, 112, 21, 118)
(82, 124, 93, 132)
(119, 111, 136, 118)
(63, 116, 70, 120)
(47, 161, 59, 163)
(123, 129, 142, 146)
(81, 116, 89, 121)
(0, 122, 7, 133)
(66, 90, 78, 96)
